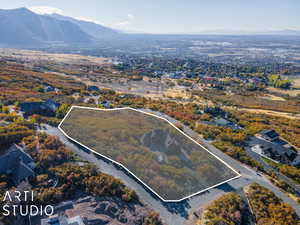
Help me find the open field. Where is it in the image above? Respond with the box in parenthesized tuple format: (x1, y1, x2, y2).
(267, 86, 300, 97)
(292, 76, 300, 88)
(226, 106, 300, 120)
(60, 107, 239, 201)
(260, 94, 286, 101)
(0, 48, 111, 66)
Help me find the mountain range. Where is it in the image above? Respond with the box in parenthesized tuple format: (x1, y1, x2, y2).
(48, 13, 119, 39)
(0, 7, 120, 47)
(0, 7, 300, 48)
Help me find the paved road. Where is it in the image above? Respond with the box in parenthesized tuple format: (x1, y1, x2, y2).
(236, 188, 256, 225)
(40, 123, 300, 225)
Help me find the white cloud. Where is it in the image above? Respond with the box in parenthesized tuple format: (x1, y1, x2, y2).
(28, 6, 105, 26)
(28, 6, 64, 15)
(127, 14, 134, 20)
(113, 13, 135, 27)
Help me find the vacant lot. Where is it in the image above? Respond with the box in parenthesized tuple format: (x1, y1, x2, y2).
(0, 48, 111, 66)
(267, 87, 300, 97)
(60, 107, 238, 201)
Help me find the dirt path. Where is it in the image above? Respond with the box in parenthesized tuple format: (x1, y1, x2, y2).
(227, 106, 300, 120)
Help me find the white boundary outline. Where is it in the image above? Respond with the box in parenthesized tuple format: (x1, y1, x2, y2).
(58, 106, 241, 202)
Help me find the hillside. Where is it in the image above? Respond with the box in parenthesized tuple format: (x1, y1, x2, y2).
(0, 8, 92, 47)
(49, 13, 120, 39)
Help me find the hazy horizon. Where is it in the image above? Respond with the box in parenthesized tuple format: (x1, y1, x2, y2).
(1, 0, 300, 34)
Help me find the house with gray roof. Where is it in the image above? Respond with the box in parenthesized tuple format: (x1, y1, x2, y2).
(44, 86, 55, 93)
(19, 99, 60, 117)
(0, 144, 35, 185)
(249, 135, 299, 166)
(259, 129, 279, 142)
(200, 117, 242, 130)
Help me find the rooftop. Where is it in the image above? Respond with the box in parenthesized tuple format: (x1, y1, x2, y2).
(260, 129, 279, 139)
(0, 144, 35, 184)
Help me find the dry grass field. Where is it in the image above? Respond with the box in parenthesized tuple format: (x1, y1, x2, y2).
(0, 48, 111, 66)
(60, 107, 238, 201)
(267, 87, 300, 97)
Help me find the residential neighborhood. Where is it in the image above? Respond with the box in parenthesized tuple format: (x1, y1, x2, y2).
(0, 1, 300, 224)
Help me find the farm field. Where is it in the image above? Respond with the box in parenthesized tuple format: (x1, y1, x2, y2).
(60, 107, 239, 201)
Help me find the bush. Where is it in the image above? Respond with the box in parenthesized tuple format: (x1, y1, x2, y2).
(143, 211, 162, 225)
(246, 183, 299, 225)
(201, 192, 245, 225)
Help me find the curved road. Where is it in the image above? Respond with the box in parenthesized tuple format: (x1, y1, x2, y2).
(40, 122, 300, 225)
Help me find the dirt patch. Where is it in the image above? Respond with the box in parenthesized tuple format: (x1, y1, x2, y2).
(292, 77, 300, 88)
(261, 94, 286, 101)
(227, 106, 300, 120)
(267, 87, 300, 97)
(0, 48, 111, 66)
(164, 88, 191, 99)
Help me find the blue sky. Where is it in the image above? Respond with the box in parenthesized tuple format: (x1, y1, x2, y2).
(2, 0, 300, 33)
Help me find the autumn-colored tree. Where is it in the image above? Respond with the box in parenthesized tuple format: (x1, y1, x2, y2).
(246, 183, 300, 225)
(200, 192, 245, 225)
(143, 211, 163, 225)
